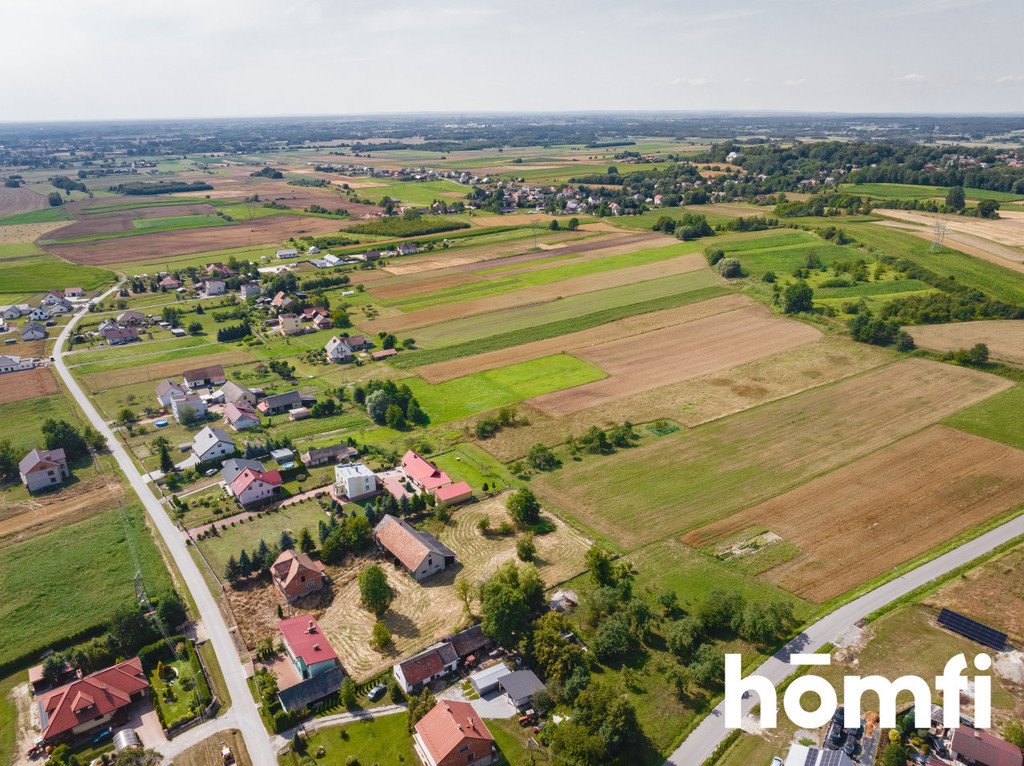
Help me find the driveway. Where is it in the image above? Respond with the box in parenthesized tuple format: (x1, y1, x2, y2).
(438, 682, 517, 720)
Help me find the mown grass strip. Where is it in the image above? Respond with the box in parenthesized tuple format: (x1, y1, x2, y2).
(389, 284, 731, 368)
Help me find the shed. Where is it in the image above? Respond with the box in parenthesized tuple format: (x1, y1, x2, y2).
(270, 448, 295, 463)
(113, 729, 141, 752)
(499, 670, 545, 708)
(469, 663, 511, 696)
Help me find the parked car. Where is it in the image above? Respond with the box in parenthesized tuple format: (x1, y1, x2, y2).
(367, 683, 387, 701)
(770, 759, 783, 766)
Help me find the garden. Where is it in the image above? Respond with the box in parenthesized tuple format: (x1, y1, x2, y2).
(147, 639, 213, 730)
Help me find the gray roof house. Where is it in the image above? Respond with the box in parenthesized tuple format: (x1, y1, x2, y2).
(221, 458, 266, 486)
(220, 380, 257, 406)
(498, 670, 545, 709)
(191, 426, 236, 463)
(19, 448, 70, 493)
(21, 322, 47, 341)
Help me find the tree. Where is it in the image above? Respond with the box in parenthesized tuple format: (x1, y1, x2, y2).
(371, 622, 392, 652)
(530, 612, 584, 684)
(526, 443, 559, 471)
(716, 258, 742, 278)
(666, 616, 702, 661)
(359, 564, 394, 616)
(48, 191, 64, 207)
(739, 600, 793, 645)
(156, 593, 187, 630)
(407, 689, 437, 731)
(880, 742, 908, 766)
(118, 408, 137, 426)
(385, 403, 406, 430)
(42, 418, 88, 459)
(237, 549, 253, 577)
(109, 747, 163, 766)
(278, 530, 295, 552)
(516, 532, 536, 562)
(365, 390, 390, 424)
(455, 577, 473, 614)
(584, 544, 616, 587)
(480, 562, 544, 646)
(0, 439, 20, 482)
(225, 555, 241, 584)
(696, 589, 745, 635)
(108, 606, 157, 655)
(946, 185, 966, 211)
(549, 219, 560, 230)
(154, 437, 174, 473)
(46, 745, 79, 766)
(978, 198, 1000, 218)
(340, 676, 358, 708)
(567, 217, 580, 231)
(689, 644, 725, 690)
(187, 321, 203, 336)
(506, 487, 541, 527)
(42, 654, 66, 686)
(782, 281, 814, 313)
(297, 527, 316, 554)
(1003, 722, 1024, 748)
(592, 613, 632, 661)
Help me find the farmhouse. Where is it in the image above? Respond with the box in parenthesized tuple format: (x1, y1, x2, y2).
(257, 389, 314, 416)
(21, 322, 47, 341)
(221, 457, 266, 486)
(498, 670, 545, 709)
(397, 242, 418, 255)
(402, 450, 454, 492)
(155, 380, 187, 407)
(271, 550, 327, 603)
(19, 448, 70, 493)
(271, 291, 294, 310)
(373, 514, 457, 581)
(204, 279, 226, 296)
(334, 462, 378, 500)
(413, 699, 496, 766)
(325, 336, 356, 363)
(159, 275, 180, 289)
(276, 248, 299, 259)
(43, 291, 72, 308)
(240, 282, 261, 300)
(949, 727, 1023, 766)
(302, 442, 357, 467)
(220, 380, 258, 406)
(206, 262, 234, 277)
(101, 326, 139, 345)
(183, 364, 227, 390)
(393, 642, 459, 694)
(275, 616, 344, 712)
(224, 402, 260, 431)
(117, 311, 146, 326)
(37, 657, 149, 745)
(228, 466, 282, 506)
(64, 287, 85, 298)
(312, 313, 332, 331)
(278, 313, 302, 336)
(171, 393, 207, 423)
(0, 354, 35, 374)
(191, 426, 235, 462)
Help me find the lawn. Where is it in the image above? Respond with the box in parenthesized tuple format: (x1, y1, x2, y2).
(409, 270, 723, 348)
(149, 643, 212, 729)
(0, 394, 81, 452)
(943, 384, 1024, 450)
(429, 442, 517, 493)
(0, 504, 173, 673)
(282, 713, 417, 766)
(0, 248, 114, 294)
(404, 354, 606, 423)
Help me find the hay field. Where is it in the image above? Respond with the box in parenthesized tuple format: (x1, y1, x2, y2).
(0, 476, 126, 545)
(477, 335, 890, 461)
(250, 496, 591, 680)
(529, 304, 821, 416)
(907, 320, 1024, 365)
(417, 294, 753, 383)
(0, 221, 70, 244)
(362, 253, 707, 335)
(77, 349, 254, 390)
(0, 186, 48, 217)
(0, 368, 59, 404)
(874, 209, 1024, 251)
(530, 359, 1011, 548)
(684, 426, 1024, 602)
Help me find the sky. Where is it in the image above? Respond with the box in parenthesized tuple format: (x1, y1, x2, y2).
(1, 0, 1023, 121)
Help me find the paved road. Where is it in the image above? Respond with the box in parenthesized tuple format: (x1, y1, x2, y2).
(666, 512, 1024, 764)
(53, 288, 277, 766)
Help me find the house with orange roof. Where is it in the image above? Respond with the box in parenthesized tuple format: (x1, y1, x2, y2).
(37, 658, 149, 744)
(402, 451, 453, 492)
(271, 549, 327, 603)
(373, 514, 457, 582)
(413, 699, 496, 766)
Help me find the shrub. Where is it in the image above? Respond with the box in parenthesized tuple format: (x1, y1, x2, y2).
(715, 258, 742, 278)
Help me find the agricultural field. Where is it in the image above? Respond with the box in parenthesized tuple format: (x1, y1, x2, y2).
(944, 384, 1024, 451)
(841, 182, 1024, 202)
(0, 367, 59, 405)
(684, 426, 1024, 602)
(0, 244, 113, 294)
(907, 319, 1024, 365)
(530, 360, 1010, 548)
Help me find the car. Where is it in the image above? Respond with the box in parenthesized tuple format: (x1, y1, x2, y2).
(204, 468, 218, 476)
(367, 683, 387, 702)
(770, 759, 783, 766)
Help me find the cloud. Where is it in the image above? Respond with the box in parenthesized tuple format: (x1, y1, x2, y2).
(899, 73, 927, 82)
(784, 78, 806, 87)
(995, 75, 1024, 85)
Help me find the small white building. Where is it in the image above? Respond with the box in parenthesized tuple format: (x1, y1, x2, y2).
(469, 663, 511, 696)
(334, 462, 377, 500)
(276, 248, 299, 260)
(155, 380, 187, 408)
(191, 426, 236, 463)
(324, 335, 354, 363)
(171, 394, 207, 423)
(0, 354, 35, 374)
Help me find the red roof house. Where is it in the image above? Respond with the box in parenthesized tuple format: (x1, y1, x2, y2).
(277, 616, 339, 675)
(413, 699, 496, 766)
(950, 727, 1023, 766)
(229, 467, 282, 506)
(37, 658, 149, 744)
(271, 550, 326, 603)
(434, 481, 473, 506)
(402, 450, 453, 491)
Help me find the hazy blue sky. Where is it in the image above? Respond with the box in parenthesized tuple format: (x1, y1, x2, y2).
(2, 0, 1023, 120)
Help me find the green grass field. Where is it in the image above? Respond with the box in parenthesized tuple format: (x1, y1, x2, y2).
(281, 714, 417, 766)
(355, 179, 472, 206)
(0, 505, 173, 671)
(0, 206, 74, 225)
(944, 384, 1024, 450)
(609, 207, 744, 230)
(405, 354, 605, 423)
(132, 213, 227, 231)
(0, 394, 81, 452)
(408, 270, 722, 348)
(429, 442, 516, 493)
(0, 246, 113, 294)
(841, 182, 1024, 202)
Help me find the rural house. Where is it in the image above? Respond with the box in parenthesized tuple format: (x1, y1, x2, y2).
(413, 699, 496, 766)
(271, 550, 327, 602)
(19, 448, 70, 492)
(117, 310, 146, 326)
(302, 442, 357, 467)
(401, 451, 472, 503)
(204, 278, 226, 296)
(397, 242, 418, 255)
(29, 306, 51, 321)
(373, 513, 457, 581)
(43, 290, 72, 308)
(324, 335, 356, 363)
(171, 393, 207, 423)
(37, 658, 149, 745)
(275, 616, 344, 712)
(228, 466, 282, 506)
(312, 313, 332, 331)
(949, 727, 1023, 766)
(224, 402, 260, 431)
(0, 354, 35, 374)
(239, 282, 261, 300)
(159, 275, 180, 289)
(257, 389, 313, 416)
(155, 380, 187, 407)
(191, 426, 235, 462)
(334, 462, 377, 500)
(101, 326, 139, 345)
(278, 313, 302, 336)
(221, 457, 266, 486)
(21, 321, 47, 341)
(276, 248, 299, 259)
(183, 364, 227, 390)
(63, 287, 84, 298)
(271, 291, 294, 310)
(220, 380, 258, 406)
(393, 642, 459, 694)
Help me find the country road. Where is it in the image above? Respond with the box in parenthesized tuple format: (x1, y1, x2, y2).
(666, 512, 1024, 764)
(52, 285, 277, 766)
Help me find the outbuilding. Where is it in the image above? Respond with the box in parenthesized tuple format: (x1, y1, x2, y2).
(469, 663, 511, 696)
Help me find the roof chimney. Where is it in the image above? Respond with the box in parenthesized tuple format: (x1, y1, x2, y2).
(313, 643, 320, 651)
(307, 620, 315, 633)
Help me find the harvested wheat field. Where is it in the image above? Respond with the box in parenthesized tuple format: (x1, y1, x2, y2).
(0, 367, 59, 404)
(313, 495, 590, 680)
(530, 359, 1011, 548)
(478, 336, 891, 461)
(907, 321, 1024, 365)
(418, 294, 754, 383)
(530, 304, 821, 416)
(925, 543, 1024, 645)
(684, 426, 1024, 602)
(0, 476, 126, 545)
(368, 272, 484, 301)
(875, 209, 1024, 250)
(45, 214, 344, 265)
(0, 221, 70, 244)
(364, 253, 707, 335)
(0, 186, 48, 217)
(78, 349, 254, 391)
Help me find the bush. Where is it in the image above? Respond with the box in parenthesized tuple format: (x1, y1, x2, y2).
(715, 258, 742, 278)
(516, 533, 536, 562)
(704, 247, 725, 266)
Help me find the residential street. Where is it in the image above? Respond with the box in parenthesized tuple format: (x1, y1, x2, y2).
(666, 512, 1024, 765)
(52, 287, 277, 766)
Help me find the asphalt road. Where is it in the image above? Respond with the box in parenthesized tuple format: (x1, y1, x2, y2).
(53, 288, 276, 766)
(666, 512, 1024, 764)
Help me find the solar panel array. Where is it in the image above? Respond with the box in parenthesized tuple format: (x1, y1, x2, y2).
(937, 608, 1007, 650)
(820, 752, 855, 766)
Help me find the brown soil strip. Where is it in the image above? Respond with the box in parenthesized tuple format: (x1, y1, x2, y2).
(907, 320, 1024, 365)
(0, 367, 59, 404)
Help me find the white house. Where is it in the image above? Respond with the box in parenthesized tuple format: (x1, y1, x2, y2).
(0, 354, 35, 374)
(373, 514, 457, 582)
(21, 322, 47, 341)
(279, 313, 302, 336)
(221, 457, 266, 486)
(334, 462, 377, 500)
(220, 380, 258, 406)
(204, 279, 226, 296)
(224, 402, 260, 431)
(191, 426, 236, 463)
(155, 380, 187, 408)
(324, 336, 354, 363)
(229, 466, 283, 506)
(29, 306, 51, 321)
(171, 394, 207, 423)
(393, 642, 459, 695)
(276, 248, 299, 260)
(240, 282, 261, 300)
